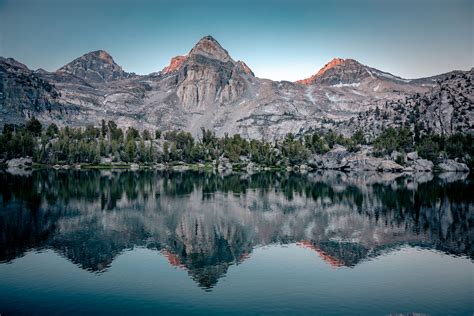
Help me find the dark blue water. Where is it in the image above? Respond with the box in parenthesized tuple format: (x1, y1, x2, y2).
(1, 170, 473, 315)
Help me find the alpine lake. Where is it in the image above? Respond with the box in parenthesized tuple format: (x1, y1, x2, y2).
(1, 169, 473, 315)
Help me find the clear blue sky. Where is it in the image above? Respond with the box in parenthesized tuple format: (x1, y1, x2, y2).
(0, 0, 472, 81)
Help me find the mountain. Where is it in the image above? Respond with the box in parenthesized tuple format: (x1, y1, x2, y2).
(0, 57, 66, 126)
(343, 69, 474, 139)
(159, 35, 254, 110)
(56, 50, 133, 83)
(296, 58, 412, 86)
(0, 35, 471, 139)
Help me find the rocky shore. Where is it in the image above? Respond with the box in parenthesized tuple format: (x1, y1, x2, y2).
(4, 144, 470, 175)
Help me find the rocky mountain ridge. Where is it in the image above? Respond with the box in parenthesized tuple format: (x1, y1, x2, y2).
(0, 35, 472, 140)
(339, 70, 474, 139)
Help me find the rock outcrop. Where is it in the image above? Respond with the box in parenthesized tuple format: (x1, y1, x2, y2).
(346, 69, 473, 139)
(307, 147, 454, 173)
(412, 159, 434, 172)
(438, 159, 469, 172)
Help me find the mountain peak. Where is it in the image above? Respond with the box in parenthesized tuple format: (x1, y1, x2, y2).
(57, 50, 131, 83)
(84, 50, 115, 63)
(161, 36, 236, 74)
(316, 58, 351, 76)
(297, 58, 367, 85)
(188, 35, 232, 62)
(200, 35, 219, 42)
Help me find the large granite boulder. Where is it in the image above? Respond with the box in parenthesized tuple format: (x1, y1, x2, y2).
(406, 152, 419, 161)
(438, 159, 469, 172)
(412, 159, 434, 172)
(309, 146, 399, 172)
(7, 157, 33, 168)
(308, 154, 325, 169)
(323, 145, 351, 169)
(217, 157, 233, 171)
(345, 154, 382, 171)
(377, 160, 404, 172)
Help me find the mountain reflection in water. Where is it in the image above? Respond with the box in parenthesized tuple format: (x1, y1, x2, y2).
(0, 170, 472, 290)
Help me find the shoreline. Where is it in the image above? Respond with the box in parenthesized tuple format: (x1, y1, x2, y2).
(1, 161, 470, 174)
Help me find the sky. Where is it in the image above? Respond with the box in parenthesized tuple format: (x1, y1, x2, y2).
(0, 0, 472, 81)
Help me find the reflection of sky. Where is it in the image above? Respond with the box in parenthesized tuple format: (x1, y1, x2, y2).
(1, 245, 473, 315)
(0, 0, 472, 81)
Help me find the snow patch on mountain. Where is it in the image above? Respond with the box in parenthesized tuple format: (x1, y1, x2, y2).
(331, 82, 361, 88)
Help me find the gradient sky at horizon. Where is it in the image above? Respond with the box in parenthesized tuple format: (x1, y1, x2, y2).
(0, 0, 472, 81)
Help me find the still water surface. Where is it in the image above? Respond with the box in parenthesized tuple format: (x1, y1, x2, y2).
(0, 170, 473, 315)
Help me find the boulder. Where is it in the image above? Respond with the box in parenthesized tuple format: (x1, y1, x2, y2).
(390, 151, 403, 160)
(299, 164, 308, 173)
(217, 157, 233, 170)
(130, 163, 140, 170)
(403, 166, 414, 173)
(308, 154, 324, 169)
(246, 162, 260, 172)
(100, 157, 112, 164)
(406, 152, 419, 161)
(323, 145, 350, 169)
(239, 155, 250, 163)
(438, 159, 469, 172)
(377, 160, 404, 172)
(412, 159, 433, 172)
(6, 157, 32, 169)
(172, 164, 190, 171)
(154, 163, 166, 170)
(345, 154, 382, 171)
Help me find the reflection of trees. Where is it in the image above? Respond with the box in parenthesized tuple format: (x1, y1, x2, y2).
(0, 170, 472, 288)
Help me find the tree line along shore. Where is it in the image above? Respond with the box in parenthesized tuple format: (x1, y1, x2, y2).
(1, 117, 472, 173)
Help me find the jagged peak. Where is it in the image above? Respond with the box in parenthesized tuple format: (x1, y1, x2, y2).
(161, 36, 237, 74)
(188, 35, 232, 62)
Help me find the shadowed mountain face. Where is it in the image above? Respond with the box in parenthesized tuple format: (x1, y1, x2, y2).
(1, 36, 471, 139)
(57, 50, 133, 83)
(0, 57, 67, 125)
(0, 170, 472, 289)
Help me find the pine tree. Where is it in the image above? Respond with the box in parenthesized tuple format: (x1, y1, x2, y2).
(125, 139, 136, 162)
